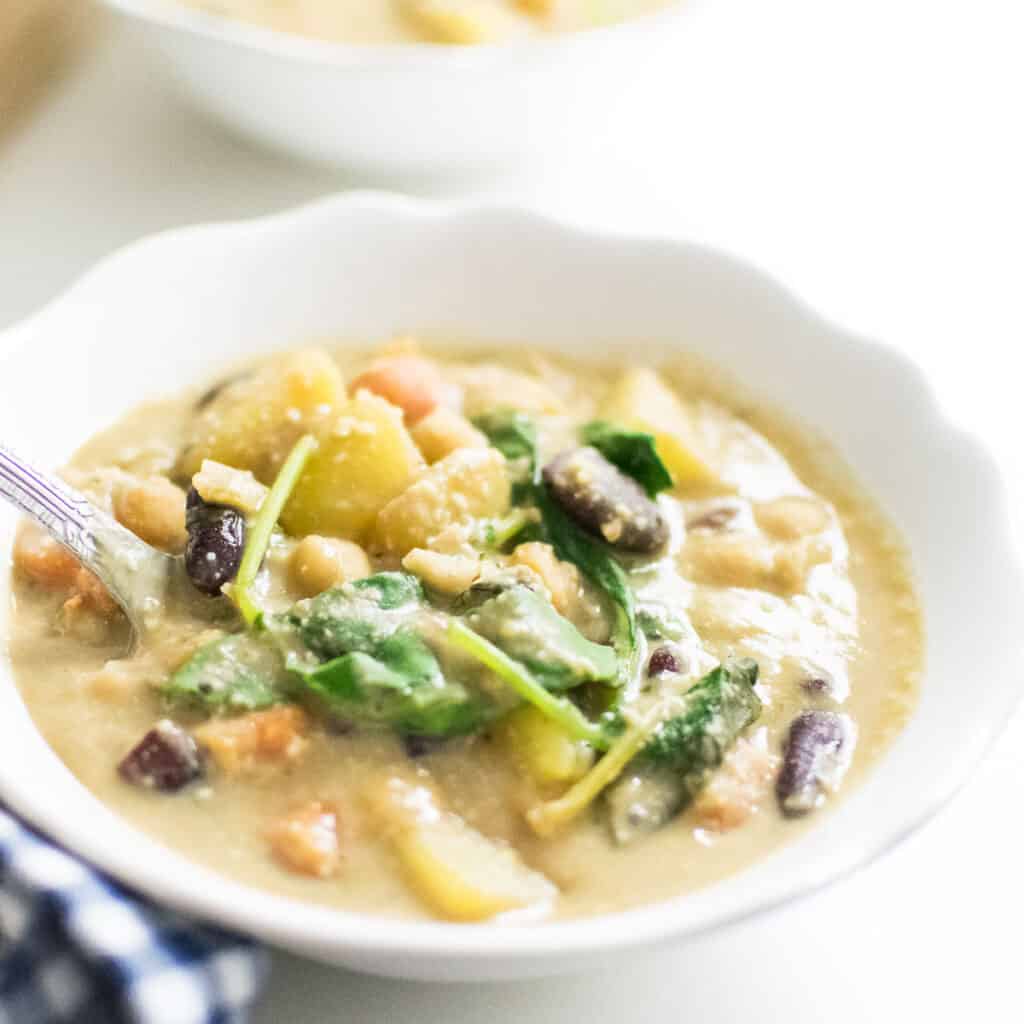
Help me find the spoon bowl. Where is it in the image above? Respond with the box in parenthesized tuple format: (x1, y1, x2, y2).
(0, 443, 179, 638)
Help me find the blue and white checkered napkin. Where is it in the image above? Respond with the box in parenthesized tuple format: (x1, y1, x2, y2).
(0, 806, 268, 1024)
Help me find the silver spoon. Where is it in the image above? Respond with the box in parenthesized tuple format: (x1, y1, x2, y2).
(0, 443, 179, 638)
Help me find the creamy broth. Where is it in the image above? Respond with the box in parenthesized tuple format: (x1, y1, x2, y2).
(7, 343, 921, 922)
(181, 0, 673, 45)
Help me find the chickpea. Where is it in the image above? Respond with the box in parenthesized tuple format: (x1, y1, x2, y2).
(411, 408, 488, 463)
(113, 476, 188, 553)
(402, 548, 479, 595)
(290, 535, 371, 596)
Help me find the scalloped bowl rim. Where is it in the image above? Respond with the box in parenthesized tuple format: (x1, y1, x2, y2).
(0, 195, 1021, 975)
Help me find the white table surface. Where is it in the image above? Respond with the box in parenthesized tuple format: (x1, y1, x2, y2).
(2, 2, 1022, 1020)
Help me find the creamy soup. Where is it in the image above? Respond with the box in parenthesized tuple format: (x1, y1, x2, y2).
(7, 341, 921, 923)
(181, 0, 673, 45)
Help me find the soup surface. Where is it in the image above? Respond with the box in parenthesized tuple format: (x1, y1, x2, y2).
(180, 0, 673, 44)
(8, 341, 921, 923)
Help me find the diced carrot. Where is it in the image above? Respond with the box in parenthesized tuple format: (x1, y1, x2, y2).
(267, 801, 341, 879)
(350, 356, 448, 424)
(194, 706, 310, 775)
(12, 524, 82, 589)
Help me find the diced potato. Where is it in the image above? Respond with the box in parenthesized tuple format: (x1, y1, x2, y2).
(754, 495, 830, 540)
(601, 368, 722, 492)
(194, 706, 310, 775)
(177, 349, 345, 483)
(192, 460, 268, 515)
(694, 734, 779, 832)
(683, 533, 827, 595)
(289, 535, 371, 596)
(402, 549, 480, 595)
(397, 812, 557, 921)
(376, 447, 509, 555)
(683, 533, 776, 591)
(281, 391, 425, 542)
(350, 355, 448, 424)
(458, 366, 564, 419)
(371, 778, 556, 921)
(411, 407, 488, 463)
(511, 542, 579, 615)
(397, 0, 525, 43)
(12, 523, 81, 589)
(112, 476, 187, 553)
(771, 537, 833, 593)
(267, 801, 341, 879)
(363, 776, 445, 836)
(515, 0, 554, 14)
(494, 705, 594, 786)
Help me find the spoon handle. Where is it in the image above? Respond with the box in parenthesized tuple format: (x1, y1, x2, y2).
(0, 443, 101, 567)
(0, 443, 173, 629)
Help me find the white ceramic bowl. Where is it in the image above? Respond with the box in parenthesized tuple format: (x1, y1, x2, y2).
(99, 0, 689, 177)
(1, 196, 1021, 981)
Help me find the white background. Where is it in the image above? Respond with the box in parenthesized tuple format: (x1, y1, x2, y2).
(1, 1, 1022, 1020)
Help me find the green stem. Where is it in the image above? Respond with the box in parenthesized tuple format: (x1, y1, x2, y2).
(447, 620, 608, 750)
(227, 433, 317, 626)
(482, 508, 534, 550)
(526, 703, 665, 837)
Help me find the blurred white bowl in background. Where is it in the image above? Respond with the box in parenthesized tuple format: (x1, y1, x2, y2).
(99, 0, 690, 177)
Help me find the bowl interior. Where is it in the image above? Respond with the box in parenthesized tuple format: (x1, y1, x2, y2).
(1, 198, 1020, 978)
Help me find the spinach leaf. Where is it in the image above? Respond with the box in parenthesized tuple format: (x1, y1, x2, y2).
(348, 572, 425, 610)
(464, 585, 617, 691)
(636, 604, 688, 642)
(472, 409, 539, 471)
(473, 410, 640, 687)
(473, 408, 541, 504)
(287, 572, 423, 662)
(606, 659, 762, 843)
(162, 633, 289, 713)
(581, 420, 673, 498)
(528, 660, 760, 839)
(535, 487, 638, 672)
(295, 628, 496, 737)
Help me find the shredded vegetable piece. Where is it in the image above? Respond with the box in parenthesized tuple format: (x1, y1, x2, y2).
(526, 703, 668, 837)
(447, 621, 608, 749)
(227, 434, 317, 625)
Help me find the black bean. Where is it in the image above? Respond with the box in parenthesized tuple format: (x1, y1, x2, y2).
(776, 710, 856, 817)
(647, 647, 681, 676)
(118, 720, 202, 792)
(184, 488, 246, 596)
(801, 675, 833, 695)
(542, 447, 669, 554)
